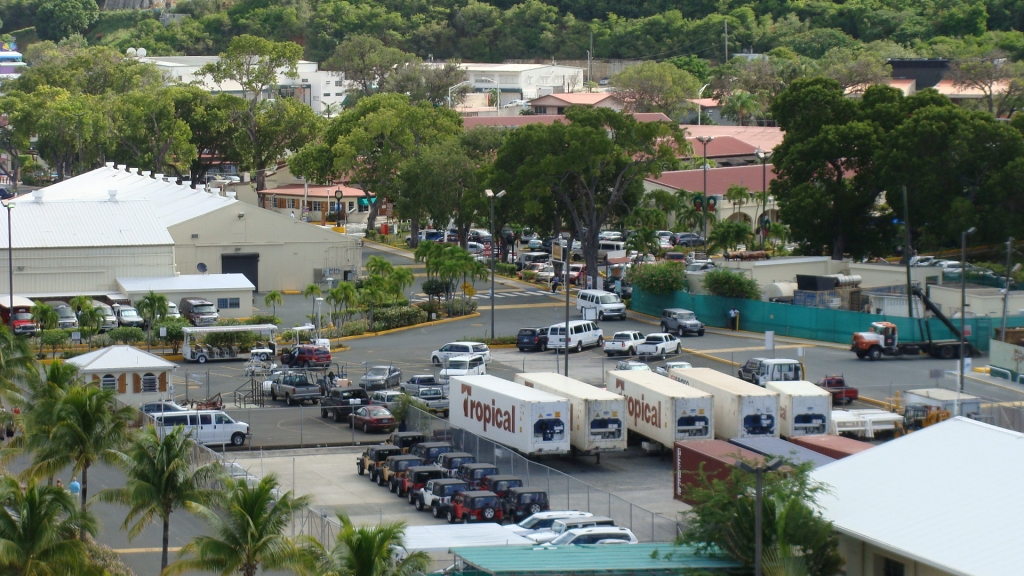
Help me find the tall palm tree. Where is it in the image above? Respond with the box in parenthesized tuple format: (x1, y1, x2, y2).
(4, 360, 83, 468)
(325, 282, 358, 327)
(626, 228, 660, 262)
(365, 255, 394, 278)
(725, 184, 751, 215)
(29, 301, 58, 357)
(414, 241, 444, 281)
(0, 475, 99, 576)
(0, 324, 35, 396)
(96, 425, 223, 572)
(386, 267, 415, 302)
(263, 290, 283, 319)
(722, 90, 763, 126)
(164, 474, 314, 576)
(303, 284, 322, 326)
(68, 295, 94, 324)
(135, 291, 170, 350)
(76, 306, 103, 349)
(358, 277, 388, 328)
(310, 513, 430, 576)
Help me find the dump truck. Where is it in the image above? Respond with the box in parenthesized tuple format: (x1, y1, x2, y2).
(604, 370, 714, 451)
(514, 372, 627, 462)
(852, 286, 980, 360)
(765, 380, 832, 438)
(668, 367, 779, 439)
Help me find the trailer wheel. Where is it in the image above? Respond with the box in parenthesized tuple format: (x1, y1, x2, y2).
(196, 355, 207, 364)
(856, 351, 866, 359)
(868, 347, 882, 361)
(940, 345, 956, 360)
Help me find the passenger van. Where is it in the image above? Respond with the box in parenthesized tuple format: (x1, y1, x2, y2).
(180, 297, 220, 326)
(152, 409, 251, 447)
(516, 252, 550, 270)
(576, 290, 627, 320)
(548, 320, 604, 353)
(91, 300, 118, 332)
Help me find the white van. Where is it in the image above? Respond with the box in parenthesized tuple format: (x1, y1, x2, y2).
(548, 320, 603, 353)
(152, 410, 251, 447)
(438, 353, 487, 383)
(576, 290, 627, 320)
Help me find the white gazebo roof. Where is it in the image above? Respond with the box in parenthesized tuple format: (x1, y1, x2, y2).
(68, 345, 178, 373)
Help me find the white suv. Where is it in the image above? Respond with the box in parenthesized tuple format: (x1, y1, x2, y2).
(431, 342, 491, 365)
(576, 290, 627, 320)
(548, 321, 603, 353)
(544, 526, 638, 546)
(502, 511, 593, 536)
(438, 354, 486, 383)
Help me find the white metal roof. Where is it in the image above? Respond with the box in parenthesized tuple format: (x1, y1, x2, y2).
(457, 63, 582, 73)
(0, 199, 173, 248)
(117, 274, 255, 294)
(811, 417, 1024, 576)
(19, 165, 238, 227)
(67, 345, 178, 372)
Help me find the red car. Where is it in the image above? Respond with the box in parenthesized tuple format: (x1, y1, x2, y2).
(447, 490, 504, 524)
(348, 406, 398, 433)
(399, 466, 446, 499)
(817, 375, 858, 405)
(568, 264, 586, 285)
(283, 345, 331, 368)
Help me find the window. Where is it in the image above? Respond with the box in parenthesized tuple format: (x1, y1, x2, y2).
(200, 414, 212, 425)
(162, 415, 188, 427)
(215, 414, 232, 424)
(335, 80, 343, 86)
(286, 199, 297, 209)
(101, 374, 116, 391)
(348, 201, 355, 212)
(882, 558, 905, 576)
(358, 201, 369, 213)
(301, 78, 308, 82)
(311, 201, 322, 212)
(142, 373, 157, 393)
(217, 298, 240, 309)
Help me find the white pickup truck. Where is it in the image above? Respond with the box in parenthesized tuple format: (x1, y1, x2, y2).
(414, 478, 470, 518)
(636, 333, 682, 359)
(603, 331, 645, 357)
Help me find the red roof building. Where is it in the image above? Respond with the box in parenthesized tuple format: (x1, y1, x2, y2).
(646, 164, 776, 196)
(463, 112, 670, 130)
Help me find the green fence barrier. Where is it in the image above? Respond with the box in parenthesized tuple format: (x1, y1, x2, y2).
(631, 289, 1024, 353)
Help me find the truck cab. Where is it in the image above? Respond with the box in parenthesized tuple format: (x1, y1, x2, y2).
(0, 296, 38, 336)
(738, 358, 803, 386)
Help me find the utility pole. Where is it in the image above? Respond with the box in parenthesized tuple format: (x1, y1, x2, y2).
(902, 186, 914, 319)
(724, 20, 729, 61)
(1001, 237, 1015, 341)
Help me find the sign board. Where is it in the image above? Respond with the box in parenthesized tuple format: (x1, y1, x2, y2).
(796, 347, 804, 357)
(160, 327, 168, 337)
(385, 202, 394, 217)
(962, 357, 972, 372)
(462, 282, 476, 297)
(964, 324, 972, 337)
(929, 369, 945, 379)
(582, 307, 598, 320)
(71, 331, 81, 343)
(552, 242, 564, 262)
(765, 331, 775, 350)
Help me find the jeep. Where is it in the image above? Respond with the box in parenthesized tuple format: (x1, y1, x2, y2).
(447, 490, 504, 524)
(399, 465, 446, 499)
(415, 478, 469, 518)
(501, 487, 551, 523)
(436, 451, 475, 477)
(377, 454, 422, 487)
(478, 474, 523, 498)
(282, 345, 331, 368)
(660, 308, 705, 337)
(356, 444, 403, 483)
(409, 441, 454, 462)
(385, 431, 427, 454)
(456, 463, 500, 489)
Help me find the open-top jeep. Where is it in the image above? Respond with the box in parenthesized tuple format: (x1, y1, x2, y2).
(385, 431, 427, 454)
(357, 444, 403, 482)
(414, 478, 469, 518)
(378, 454, 422, 487)
(447, 490, 504, 524)
(399, 465, 446, 499)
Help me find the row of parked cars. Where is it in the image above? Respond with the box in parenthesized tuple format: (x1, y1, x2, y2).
(356, 433, 639, 544)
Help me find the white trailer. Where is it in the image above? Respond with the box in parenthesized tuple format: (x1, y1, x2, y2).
(450, 375, 571, 456)
(905, 388, 982, 416)
(766, 380, 832, 438)
(514, 372, 626, 461)
(604, 370, 713, 450)
(669, 367, 779, 439)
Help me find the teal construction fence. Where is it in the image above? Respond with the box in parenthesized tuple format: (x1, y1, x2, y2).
(631, 290, 1024, 353)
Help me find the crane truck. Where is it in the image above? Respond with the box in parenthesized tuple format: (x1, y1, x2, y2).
(851, 287, 981, 361)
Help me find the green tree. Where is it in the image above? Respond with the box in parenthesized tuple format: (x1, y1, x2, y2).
(666, 55, 712, 84)
(325, 282, 358, 326)
(41, 329, 69, 358)
(383, 62, 471, 107)
(365, 255, 394, 277)
(323, 35, 418, 101)
(30, 301, 59, 357)
(702, 268, 761, 299)
(0, 324, 36, 396)
(263, 290, 283, 318)
(708, 219, 753, 252)
(135, 290, 170, 350)
(399, 138, 484, 247)
(724, 184, 751, 215)
(626, 261, 686, 295)
(611, 60, 702, 119)
(386, 267, 415, 302)
(164, 474, 314, 576)
(107, 88, 198, 175)
(626, 228, 660, 262)
(949, 51, 1024, 116)
(721, 90, 763, 126)
(34, 0, 98, 41)
(169, 87, 242, 184)
(816, 47, 893, 92)
(152, 317, 191, 354)
(97, 425, 223, 572)
(310, 513, 430, 576)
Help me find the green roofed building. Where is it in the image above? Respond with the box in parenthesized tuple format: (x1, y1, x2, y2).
(449, 543, 742, 575)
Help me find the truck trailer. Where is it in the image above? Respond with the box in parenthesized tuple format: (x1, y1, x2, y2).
(765, 380, 832, 438)
(450, 375, 571, 456)
(514, 372, 627, 462)
(604, 370, 714, 450)
(904, 388, 982, 416)
(668, 367, 779, 439)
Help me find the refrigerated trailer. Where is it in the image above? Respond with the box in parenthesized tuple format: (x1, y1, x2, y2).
(668, 367, 779, 439)
(514, 372, 626, 462)
(605, 370, 714, 451)
(450, 375, 571, 456)
(765, 380, 832, 438)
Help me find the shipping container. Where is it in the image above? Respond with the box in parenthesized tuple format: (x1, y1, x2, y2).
(765, 380, 832, 438)
(605, 370, 713, 448)
(726, 437, 835, 468)
(788, 434, 874, 460)
(673, 440, 763, 504)
(514, 373, 627, 458)
(669, 367, 779, 439)
(905, 388, 982, 416)
(451, 375, 571, 456)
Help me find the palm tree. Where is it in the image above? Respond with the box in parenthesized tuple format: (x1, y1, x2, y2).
(414, 241, 444, 281)
(358, 277, 388, 329)
(725, 184, 751, 216)
(310, 513, 430, 576)
(0, 475, 99, 575)
(29, 301, 58, 357)
(263, 290, 284, 318)
(626, 228, 660, 263)
(0, 324, 35, 395)
(387, 267, 415, 302)
(164, 474, 314, 576)
(96, 425, 223, 572)
(68, 295, 93, 324)
(135, 291, 170, 350)
(303, 284, 322, 325)
(722, 90, 763, 126)
(365, 255, 394, 278)
(76, 306, 103, 349)
(4, 360, 82, 467)
(325, 282, 358, 327)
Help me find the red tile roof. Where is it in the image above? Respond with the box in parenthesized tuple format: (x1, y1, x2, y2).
(648, 164, 776, 195)
(258, 183, 368, 198)
(531, 93, 620, 105)
(462, 112, 670, 130)
(681, 125, 784, 152)
(683, 136, 757, 159)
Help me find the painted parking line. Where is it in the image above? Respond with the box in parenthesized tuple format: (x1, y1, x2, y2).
(697, 344, 815, 354)
(488, 302, 567, 310)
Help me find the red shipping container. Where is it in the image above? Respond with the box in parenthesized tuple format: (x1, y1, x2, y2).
(673, 440, 764, 504)
(788, 434, 873, 460)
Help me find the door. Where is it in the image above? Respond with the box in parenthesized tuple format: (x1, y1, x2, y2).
(197, 413, 216, 444)
(222, 253, 260, 291)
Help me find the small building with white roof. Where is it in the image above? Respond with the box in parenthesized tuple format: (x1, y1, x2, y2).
(436, 62, 585, 105)
(69, 345, 177, 397)
(117, 274, 255, 319)
(811, 417, 1023, 576)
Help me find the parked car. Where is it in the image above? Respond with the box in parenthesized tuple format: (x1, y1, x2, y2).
(436, 452, 476, 477)
(385, 431, 427, 454)
(598, 231, 623, 241)
(282, 345, 331, 368)
(637, 333, 681, 359)
(660, 308, 706, 337)
(378, 455, 424, 487)
(516, 251, 550, 270)
(370, 390, 403, 410)
(517, 327, 549, 352)
(165, 302, 181, 319)
(548, 321, 603, 353)
(405, 230, 444, 245)
(140, 401, 188, 414)
(544, 526, 638, 546)
(413, 478, 469, 517)
(518, 261, 547, 279)
(615, 360, 650, 371)
(349, 406, 397, 433)
(320, 386, 370, 421)
(567, 264, 586, 285)
(526, 516, 617, 544)
(409, 441, 454, 462)
(536, 265, 557, 283)
(527, 238, 543, 250)
(737, 358, 803, 386)
(818, 375, 858, 405)
(402, 374, 445, 396)
(179, 297, 219, 326)
(431, 341, 490, 365)
(269, 371, 322, 406)
(672, 232, 705, 247)
(357, 444, 403, 481)
(447, 490, 504, 524)
(359, 365, 402, 390)
(456, 463, 500, 489)
(604, 331, 645, 357)
(466, 242, 485, 255)
(407, 386, 450, 418)
(655, 361, 693, 376)
(438, 354, 486, 384)
(501, 487, 550, 523)
(576, 290, 627, 321)
(502, 511, 594, 536)
(398, 465, 446, 498)
(478, 475, 523, 498)
(114, 305, 144, 328)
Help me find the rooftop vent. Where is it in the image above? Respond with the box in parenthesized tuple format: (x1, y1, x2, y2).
(226, 191, 237, 199)
(105, 162, 115, 168)
(32, 189, 43, 202)
(108, 190, 117, 202)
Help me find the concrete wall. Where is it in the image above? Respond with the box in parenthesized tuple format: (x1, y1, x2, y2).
(838, 534, 956, 576)
(849, 263, 942, 289)
(927, 285, 1024, 317)
(0, 245, 176, 296)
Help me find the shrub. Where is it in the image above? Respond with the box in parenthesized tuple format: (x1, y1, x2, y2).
(245, 314, 282, 326)
(522, 270, 538, 282)
(280, 329, 295, 342)
(703, 268, 761, 299)
(445, 298, 478, 317)
(108, 326, 145, 345)
(341, 319, 369, 336)
(373, 305, 427, 331)
(421, 278, 446, 299)
(627, 261, 686, 295)
(378, 298, 410, 309)
(415, 301, 442, 319)
(41, 329, 70, 358)
(496, 262, 517, 277)
(152, 317, 190, 353)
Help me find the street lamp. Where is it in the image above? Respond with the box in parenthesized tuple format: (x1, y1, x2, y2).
(696, 135, 715, 240)
(447, 80, 473, 109)
(4, 201, 12, 331)
(314, 297, 325, 339)
(736, 458, 784, 576)
(754, 148, 772, 249)
(334, 188, 343, 227)
(697, 83, 710, 125)
(485, 189, 506, 340)
(959, 226, 977, 401)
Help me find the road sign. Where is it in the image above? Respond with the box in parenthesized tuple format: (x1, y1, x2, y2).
(929, 369, 945, 379)
(765, 331, 775, 350)
(552, 242, 564, 262)
(463, 282, 476, 297)
(964, 324, 972, 337)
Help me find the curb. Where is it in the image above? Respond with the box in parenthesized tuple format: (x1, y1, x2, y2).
(487, 344, 517, 349)
(336, 313, 481, 341)
(626, 309, 849, 350)
(680, 347, 741, 367)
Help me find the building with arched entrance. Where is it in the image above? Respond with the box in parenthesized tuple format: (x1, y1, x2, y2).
(68, 345, 177, 398)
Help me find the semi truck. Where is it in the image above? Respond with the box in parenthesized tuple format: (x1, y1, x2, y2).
(604, 370, 713, 451)
(765, 380, 832, 438)
(668, 367, 779, 439)
(851, 286, 980, 360)
(450, 375, 571, 456)
(514, 372, 627, 462)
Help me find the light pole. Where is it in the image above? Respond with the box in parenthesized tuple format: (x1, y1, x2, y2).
(314, 297, 324, 339)
(334, 188, 343, 228)
(4, 201, 12, 331)
(447, 80, 473, 109)
(755, 148, 772, 249)
(736, 458, 783, 576)
(485, 189, 506, 340)
(959, 226, 976, 401)
(697, 83, 710, 125)
(696, 136, 715, 241)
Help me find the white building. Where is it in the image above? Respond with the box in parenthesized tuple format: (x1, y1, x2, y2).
(138, 55, 347, 115)
(116, 274, 256, 319)
(446, 63, 585, 105)
(68, 345, 177, 398)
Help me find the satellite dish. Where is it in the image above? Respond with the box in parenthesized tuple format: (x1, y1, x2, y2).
(137, 47, 147, 57)
(126, 48, 137, 57)
(197, 263, 208, 273)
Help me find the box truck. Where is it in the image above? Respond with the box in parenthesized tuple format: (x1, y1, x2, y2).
(515, 372, 626, 461)
(451, 375, 571, 456)
(605, 370, 713, 450)
(765, 380, 832, 438)
(668, 367, 779, 439)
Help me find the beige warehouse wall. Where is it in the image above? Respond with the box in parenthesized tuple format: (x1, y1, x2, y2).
(0, 246, 176, 295)
(838, 534, 955, 576)
(928, 285, 1024, 317)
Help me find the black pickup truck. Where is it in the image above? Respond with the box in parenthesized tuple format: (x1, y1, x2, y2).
(320, 386, 370, 422)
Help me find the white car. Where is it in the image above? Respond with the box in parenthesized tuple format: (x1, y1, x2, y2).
(370, 390, 403, 410)
(604, 331, 645, 357)
(543, 526, 638, 546)
(536, 265, 557, 283)
(637, 333, 681, 359)
(438, 354, 487, 384)
(503, 99, 528, 108)
(502, 511, 594, 536)
(431, 342, 491, 365)
(615, 360, 650, 371)
(655, 361, 693, 376)
(465, 242, 485, 255)
(598, 231, 623, 241)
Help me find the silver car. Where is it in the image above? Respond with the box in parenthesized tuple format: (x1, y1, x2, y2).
(359, 365, 402, 390)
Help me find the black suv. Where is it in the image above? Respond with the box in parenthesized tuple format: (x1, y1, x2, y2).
(672, 232, 705, 247)
(517, 327, 549, 352)
(478, 475, 523, 498)
(409, 441, 454, 462)
(501, 487, 550, 522)
(320, 386, 369, 421)
(436, 451, 475, 477)
(385, 431, 427, 454)
(457, 463, 500, 489)
(357, 444, 403, 482)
